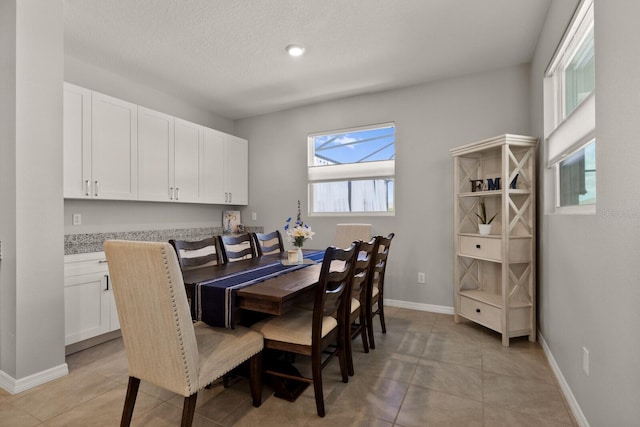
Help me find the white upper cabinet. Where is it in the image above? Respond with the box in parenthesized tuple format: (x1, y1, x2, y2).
(137, 106, 175, 201)
(174, 118, 202, 203)
(201, 128, 248, 205)
(201, 127, 226, 204)
(91, 91, 138, 200)
(225, 135, 248, 205)
(63, 83, 247, 205)
(63, 83, 92, 198)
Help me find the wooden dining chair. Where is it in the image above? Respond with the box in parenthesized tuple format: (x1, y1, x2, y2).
(366, 233, 395, 349)
(169, 236, 224, 270)
(104, 240, 263, 427)
(252, 230, 285, 256)
(250, 243, 360, 417)
(219, 233, 258, 263)
(345, 236, 379, 376)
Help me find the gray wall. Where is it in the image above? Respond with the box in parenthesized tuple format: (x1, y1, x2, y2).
(532, 0, 640, 424)
(63, 55, 238, 234)
(0, 0, 65, 381)
(235, 64, 532, 308)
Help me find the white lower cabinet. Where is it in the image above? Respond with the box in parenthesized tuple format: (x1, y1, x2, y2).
(64, 252, 119, 346)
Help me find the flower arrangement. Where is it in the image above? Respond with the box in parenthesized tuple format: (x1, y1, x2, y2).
(284, 200, 315, 248)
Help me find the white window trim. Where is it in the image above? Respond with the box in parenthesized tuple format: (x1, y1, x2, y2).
(544, 0, 595, 214)
(307, 122, 395, 216)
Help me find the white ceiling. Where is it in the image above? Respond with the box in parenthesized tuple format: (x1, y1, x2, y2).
(64, 0, 551, 120)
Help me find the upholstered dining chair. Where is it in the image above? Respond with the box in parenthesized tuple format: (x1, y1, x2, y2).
(250, 243, 360, 417)
(252, 230, 285, 256)
(335, 223, 372, 249)
(366, 233, 395, 349)
(169, 236, 224, 270)
(104, 240, 263, 427)
(219, 233, 258, 263)
(345, 236, 379, 376)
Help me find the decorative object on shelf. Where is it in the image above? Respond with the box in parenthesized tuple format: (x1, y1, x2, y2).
(284, 200, 315, 263)
(470, 179, 484, 192)
(223, 210, 241, 233)
(476, 200, 497, 235)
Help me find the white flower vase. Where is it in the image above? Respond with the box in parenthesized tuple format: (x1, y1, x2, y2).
(296, 247, 303, 263)
(478, 224, 492, 235)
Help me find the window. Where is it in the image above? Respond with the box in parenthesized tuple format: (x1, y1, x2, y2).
(308, 123, 395, 215)
(545, 0, 595, 212)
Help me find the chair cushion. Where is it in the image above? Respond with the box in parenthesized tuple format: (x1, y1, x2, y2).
(351, 298, 361, 314)
(372, 286, 379, 298)
(251, 309, 337, 346)
(194, 322, 263, 385)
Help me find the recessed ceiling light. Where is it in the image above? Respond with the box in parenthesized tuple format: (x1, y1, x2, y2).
(286, 44, 305, 57)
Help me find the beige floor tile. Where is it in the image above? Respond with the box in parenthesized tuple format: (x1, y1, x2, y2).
(326, 374, 409, 422)
(369, 330, 429, 357)
(481, 340, 556, 385)
(422, 332, 483, 370)
(354, 351, 419, 384)
(412, 358, 483, 401)
(395, 385, 483, 427)
(0, 400, 41, 427)
(483, 372, 574, 425)
(8, 369, 121, 422)
(483, 404, 575, 427)
(41, 385, 163, 427)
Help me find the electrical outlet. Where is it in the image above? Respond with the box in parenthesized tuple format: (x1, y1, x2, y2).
(252, 212, 257, 221)
(418, 272, 426, 284)
(72, 213, 82, 226)
(582, 347, 589, 376)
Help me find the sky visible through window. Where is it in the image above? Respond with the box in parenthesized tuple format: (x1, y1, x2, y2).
(313, 126, 395, 166)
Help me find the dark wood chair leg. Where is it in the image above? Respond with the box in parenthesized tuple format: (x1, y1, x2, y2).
(120, 376, 140, 427)
(359, 313, 369, 353)
(346, 326, 355, 377)
(379, 300, 387, 333)
(311, 352, 325, 417)
(180, 393, 198, 427)
(249, 352, 263, 407)
(367, 305, 376, 349)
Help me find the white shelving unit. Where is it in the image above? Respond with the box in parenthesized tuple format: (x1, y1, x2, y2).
(450, 134, 538, 346)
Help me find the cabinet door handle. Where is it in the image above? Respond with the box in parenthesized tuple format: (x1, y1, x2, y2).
(169, 187, 174, 200)
(104, 274, 109, 291)
(84, 180, 90, 196)
(229, 192, 232, 203)
(475, 308, 481, 313)
(94, 180, 99, 197)
(98, 259, 108, 264)
(224, 192, 228, 203)
(476, 244, 481, 249)
(175, 187, 180, 200)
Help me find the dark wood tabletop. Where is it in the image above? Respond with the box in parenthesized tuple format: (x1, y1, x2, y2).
(181, 250, 322, 317)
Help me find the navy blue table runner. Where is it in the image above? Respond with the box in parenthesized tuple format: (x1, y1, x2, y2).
(192, 250, 325, 328)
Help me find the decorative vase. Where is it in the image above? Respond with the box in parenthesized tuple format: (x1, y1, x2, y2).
(296, 247, 303, 263)
(478, 224, 492, 235)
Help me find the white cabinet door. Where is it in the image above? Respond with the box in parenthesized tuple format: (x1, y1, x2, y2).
(63, 83, 92, 198)
(91, 92, 138, 200)
(174, 118, 202, 203)
(64, 272, 110, 345)
(201, 127, 225, 204)
(224, 135, 248, 205)
(138, 106, 174, 201)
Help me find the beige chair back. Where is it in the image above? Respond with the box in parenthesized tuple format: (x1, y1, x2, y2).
(104, 240, 199, 397)
(335, 223, 372, 248)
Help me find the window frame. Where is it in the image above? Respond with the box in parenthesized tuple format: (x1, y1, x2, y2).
(307, 122, 395, 217)
(544, 0, 595, 214)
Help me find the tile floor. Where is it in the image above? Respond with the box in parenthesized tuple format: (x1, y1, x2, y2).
(0, 308, 577, 426)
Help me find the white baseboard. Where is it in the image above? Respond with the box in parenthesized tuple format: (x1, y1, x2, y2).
(385, 299, 454, 315)
(538, 332, 589, 427)
(0, 363, 68, 395)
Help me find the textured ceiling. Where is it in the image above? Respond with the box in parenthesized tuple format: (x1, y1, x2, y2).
(64, 0, 551, 120)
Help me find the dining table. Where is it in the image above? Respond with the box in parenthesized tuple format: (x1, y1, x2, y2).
(181, 249, 325, 329)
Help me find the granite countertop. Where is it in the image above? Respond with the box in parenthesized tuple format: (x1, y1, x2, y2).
(64, 226, 264, 255)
